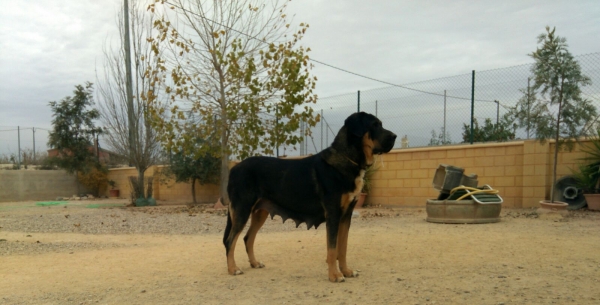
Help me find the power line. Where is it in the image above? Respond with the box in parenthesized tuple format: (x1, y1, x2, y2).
(161, 1, 496, 103)
(0, 127, 51, 132)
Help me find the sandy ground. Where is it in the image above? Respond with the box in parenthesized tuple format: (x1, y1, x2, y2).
(1, 200, 600, 305)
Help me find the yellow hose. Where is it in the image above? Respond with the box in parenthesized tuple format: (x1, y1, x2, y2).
(449, 185, 500, 201)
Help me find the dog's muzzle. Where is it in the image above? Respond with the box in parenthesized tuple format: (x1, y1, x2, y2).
(374, 131, 397, 154)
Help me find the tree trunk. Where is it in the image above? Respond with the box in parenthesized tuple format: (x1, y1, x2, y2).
(220, 126, 230, 206)
(191, 177, 197, 205)
(74, 171, 80, 196)
(146, 178, 153, 199)
(550, 99, 563, 203)
(137, 168, 145, 200)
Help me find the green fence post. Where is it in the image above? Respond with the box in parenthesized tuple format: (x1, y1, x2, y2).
(470, 70, 475, 144)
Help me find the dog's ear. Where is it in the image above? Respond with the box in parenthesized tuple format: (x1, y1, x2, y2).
(345, 112, 368, 137)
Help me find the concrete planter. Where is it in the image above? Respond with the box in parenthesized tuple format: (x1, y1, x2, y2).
(539, 200, 568, 210)
(426, 199, 502, 224)
(583, 194, 600, 211)
(109, 189, 120, 198)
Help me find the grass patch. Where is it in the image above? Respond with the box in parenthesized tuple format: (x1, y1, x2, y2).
(35, 201, 68, 207)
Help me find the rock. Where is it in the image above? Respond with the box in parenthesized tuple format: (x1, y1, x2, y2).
(56, 197, 63, 201)
(87, 194, 94, 199)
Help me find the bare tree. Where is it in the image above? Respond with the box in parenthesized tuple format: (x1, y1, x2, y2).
(145, 0, 319, 205)
(97, 0, 166, 202)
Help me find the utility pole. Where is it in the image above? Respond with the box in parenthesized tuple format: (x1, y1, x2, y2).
(443, 90, 447, 143)
(124, 0, 135, 166)
(300, 121, 304, 155)
(32, 127, 36, 164)
(357, 90, 360, 112)
(320, 109, 323, 151)
(470, 70, 475, 144)
(326, 121, 329, 147)
(494, 100, 500, 125)
(526, 78, 531, 139)
(17, 126, 21, 168)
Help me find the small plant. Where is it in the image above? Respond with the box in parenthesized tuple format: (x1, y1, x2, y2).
(362, 159, 381, 194)
(108, 180, 117, 189)
(77, 165, 109, 197)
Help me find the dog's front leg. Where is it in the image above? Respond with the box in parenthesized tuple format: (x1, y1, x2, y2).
(337, 208, 358, 278)
(325, 208, 345, 283)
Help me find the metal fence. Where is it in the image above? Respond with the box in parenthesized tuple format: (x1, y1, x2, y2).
(291, 52, 600, 156)
(3, 53, 599, 161)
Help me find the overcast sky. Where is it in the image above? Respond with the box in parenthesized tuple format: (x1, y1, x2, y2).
(0, 0, 599, 154)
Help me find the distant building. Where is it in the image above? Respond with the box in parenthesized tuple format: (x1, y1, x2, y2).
(47, 140, 119, 165)
(401, 135, 409, 148)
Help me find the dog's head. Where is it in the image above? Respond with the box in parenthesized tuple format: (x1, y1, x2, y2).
(344, 112, 397, 163)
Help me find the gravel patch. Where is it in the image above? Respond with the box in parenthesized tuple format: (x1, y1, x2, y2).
(0, 205, 230, 235)
(0, 203, 409, 237)
(2, 202, 599, 238)
(0, 239, 124, 256)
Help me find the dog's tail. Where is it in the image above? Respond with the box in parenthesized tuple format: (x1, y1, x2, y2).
(223, 204, 233, 247)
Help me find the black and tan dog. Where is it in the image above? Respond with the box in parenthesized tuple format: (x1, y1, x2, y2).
(223, 112, 397, 282)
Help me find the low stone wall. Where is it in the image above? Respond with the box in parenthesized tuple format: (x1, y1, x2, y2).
(0, 170, 90, 202)
(3, 139, 589, 207)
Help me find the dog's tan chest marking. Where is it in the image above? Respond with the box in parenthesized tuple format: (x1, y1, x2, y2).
(362, 133, 375, 166)
(341, 170, 365, 210)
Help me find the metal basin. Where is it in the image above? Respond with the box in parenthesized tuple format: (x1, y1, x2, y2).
(426, 199, 501, 224)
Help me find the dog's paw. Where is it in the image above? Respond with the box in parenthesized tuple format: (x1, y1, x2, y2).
(328, 270, 346, 283)
(250, 261, 265, 268)
(342, 269, 359, 278)
(228, 268, 244, 275)
(329, 275, 346, 283)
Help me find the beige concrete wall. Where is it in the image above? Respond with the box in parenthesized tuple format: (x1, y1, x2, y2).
(367, 139, 590, 208)
(106, 166, 219, 204)
(6, 140, 587, 206)
(0, 170, 90, 202)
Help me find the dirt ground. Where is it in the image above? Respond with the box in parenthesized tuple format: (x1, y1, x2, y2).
(1, 200, 600, 305)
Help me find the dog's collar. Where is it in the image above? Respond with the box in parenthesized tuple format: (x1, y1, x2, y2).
(345, 156, 359, 166)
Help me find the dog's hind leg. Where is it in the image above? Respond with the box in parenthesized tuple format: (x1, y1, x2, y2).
(223, 204, 252, 275)
(325, 206, 345, 283)
(244, 208, 269, 268)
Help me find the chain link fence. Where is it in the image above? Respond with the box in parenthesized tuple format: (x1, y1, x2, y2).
(289, 52, 600, 156)
(3, 53, 599, 160)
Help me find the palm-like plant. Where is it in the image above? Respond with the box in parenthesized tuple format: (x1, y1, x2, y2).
(574, 128, 600, 193)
